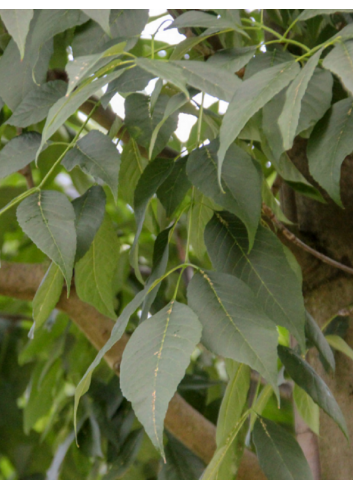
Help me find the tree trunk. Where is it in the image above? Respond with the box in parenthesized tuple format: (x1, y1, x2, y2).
(284, 138, 353, 479)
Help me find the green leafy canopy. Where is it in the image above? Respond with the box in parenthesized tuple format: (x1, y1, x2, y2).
(0, 8, 352, 481)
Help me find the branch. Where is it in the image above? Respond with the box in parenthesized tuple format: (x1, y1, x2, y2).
(0, 260, 265, 479)
(18, 164, 35, 189)
(262, 203, 353, 277)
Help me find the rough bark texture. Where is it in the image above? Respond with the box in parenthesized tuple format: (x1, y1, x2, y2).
(284, 138, 353, 479)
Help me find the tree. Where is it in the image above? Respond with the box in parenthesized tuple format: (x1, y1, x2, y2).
(0, 8, 353, 480)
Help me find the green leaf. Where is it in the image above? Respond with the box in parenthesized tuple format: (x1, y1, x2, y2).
(207, 46, 256, 73)
(81, 9, 111, 35)
(187, 270, 279, 394)
(108, 9, 148, 38)
(157, 157, 191, 217)
(171, 60, 242, 102)
(297, 9, 353, 21)
(253, 416, 313, 480)
(279, 50, 322, 151)
(118, 138, 146, 206)
(31, 263, 64, 337)
(218, 61, 300, 183)
(72, 185, 106, 262)
(189, 190, 214, 260)
(24, 359, 63, 434)
(120, 301, 202, 456)
(102, 66, 154, 108)
(37, 69, 125, 157)
(250, 384, 274, 429)
(65, 41, 127, 96)
(305, 311, 335, 371)
(293, 384, 320, 436)
(207, 362, 250, 479)
(202, 409, 250, 480)
(323, 41, 353, 96)
(75, 215, 119, 320)
(0, 132, 41, 179)
(30, 9, 88, 61)
(244, 50, 294, 80)
(159, 433, 205, 480)
(140, 227, 171, 323)
(125, 93, 179, 160)
(205, 212, 306, 349)
(17, 191, 76, 292)
(6, 80, 67, 127)
(0, 9, 33, 59)
(135, 58, 189, 98)
(62, 130, 120, 199)
(0, 19, 53, 110)
(169, 35, 210, 61)
(278, 345, 348, 437)
(168, 10, 246, 36)
(307, 97, 353, 205)
(103, 429, 144, 480)
(124, 93, 152, 148)
(326, 335, 353, 361)
(149, 92, 187, 159)
(217, 362, 250, 445)
(187, 141, 262, 250)
(72, 9, 147, 57)
(74, 287, 148, 433)
(296, 68, 333, 136)
(130, 158, 174, 283)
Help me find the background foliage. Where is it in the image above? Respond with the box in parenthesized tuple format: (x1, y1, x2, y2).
(1, 8, 353, 480)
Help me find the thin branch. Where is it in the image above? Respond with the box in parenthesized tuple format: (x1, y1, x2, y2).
(262, 203, 353, 277)
(18, 164, 35, 189)
(16, 128, 35, 189)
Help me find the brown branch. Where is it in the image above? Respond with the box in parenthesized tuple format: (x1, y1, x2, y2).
(18, 164, 35, 189)
(262, 203, 353, 277)
(0, 260, 265, 479)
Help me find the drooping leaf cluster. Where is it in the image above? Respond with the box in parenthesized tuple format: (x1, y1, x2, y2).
(0, 8, 353, 480)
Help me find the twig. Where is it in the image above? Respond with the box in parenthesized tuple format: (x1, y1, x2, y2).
(0, 312, 32, 322)
(18, 164, 35, 189)
(337, 305, 353, 317)
(16, 128, 35, 189)
(271, 174, 283, 195)
(262, 203, 353, 276)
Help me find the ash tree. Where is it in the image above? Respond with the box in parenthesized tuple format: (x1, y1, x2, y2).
(1, 8, 353, 480)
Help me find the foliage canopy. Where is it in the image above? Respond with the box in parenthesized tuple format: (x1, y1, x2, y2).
(1, 8, 353, 480)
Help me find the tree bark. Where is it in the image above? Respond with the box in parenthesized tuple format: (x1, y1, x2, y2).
(284, 138, 353, 479)
(0, 261, 265, 479)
